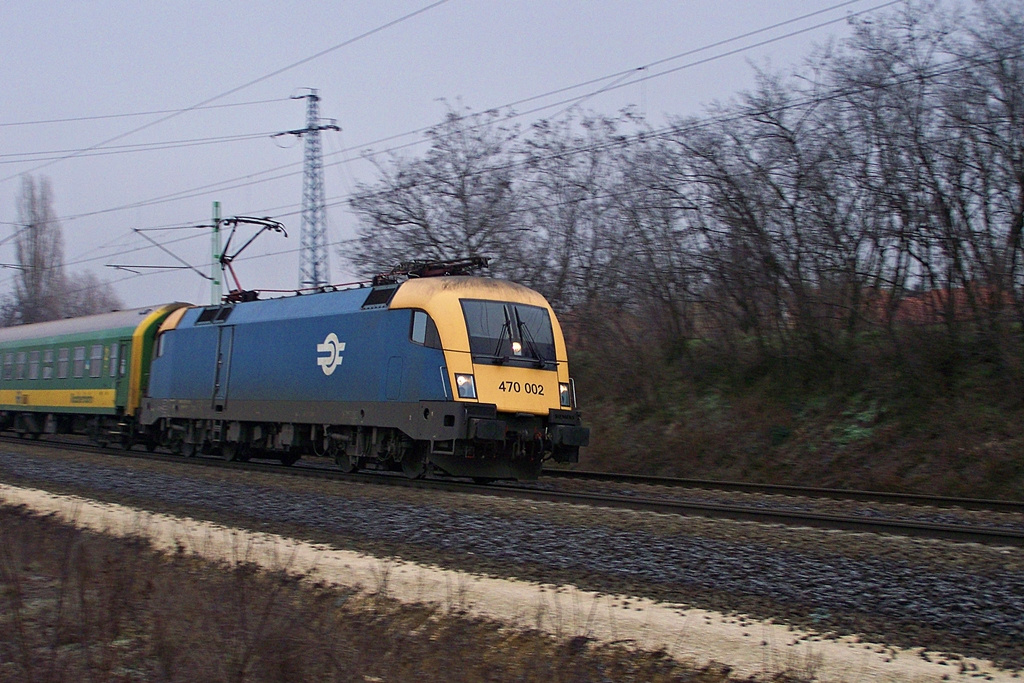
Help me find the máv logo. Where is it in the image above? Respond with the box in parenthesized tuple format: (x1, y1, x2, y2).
(317, 333, 346, 376)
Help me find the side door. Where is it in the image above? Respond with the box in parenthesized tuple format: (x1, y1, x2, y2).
(113, 340, 131, 409)
(212, 326, 234, 412)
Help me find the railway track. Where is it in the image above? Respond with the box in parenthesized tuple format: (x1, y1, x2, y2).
(4, 435, 1023, 548)
(543, 467, 1024, 514)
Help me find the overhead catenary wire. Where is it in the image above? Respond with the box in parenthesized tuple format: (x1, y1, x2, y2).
(7, 0, 901, 230)
(0, 97, 293, 129)
(0, 131, 281, 165)
(0, 0, 453, 186)
(16, 0, 999, 300)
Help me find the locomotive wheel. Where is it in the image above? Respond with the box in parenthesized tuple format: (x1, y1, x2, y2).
(181, 440, 198, 458)
(222, 442, 241, 462)
(400, 451, 426, 480)
(335, 451, 356, 473)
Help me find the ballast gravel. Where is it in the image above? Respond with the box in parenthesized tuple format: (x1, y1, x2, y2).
(1, 445, 1022, 671)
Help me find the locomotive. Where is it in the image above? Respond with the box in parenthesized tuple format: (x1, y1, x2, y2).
(0, 262, 588, 480)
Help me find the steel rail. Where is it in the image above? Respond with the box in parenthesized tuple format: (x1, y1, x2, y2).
(542, 468, 1024, 514)
(3, 436, 1022, 548)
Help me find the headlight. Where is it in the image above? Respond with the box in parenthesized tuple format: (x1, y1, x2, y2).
(559, 382, 571, 407)
(511, 341, 523, 356)
(455, 373, 477, 399)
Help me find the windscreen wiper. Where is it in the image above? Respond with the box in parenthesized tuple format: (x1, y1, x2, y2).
(514, 307, 554, 369)
(490, 306, 513, 364)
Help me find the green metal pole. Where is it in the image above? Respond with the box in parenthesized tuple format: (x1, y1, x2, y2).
(212, 201, 222, 304)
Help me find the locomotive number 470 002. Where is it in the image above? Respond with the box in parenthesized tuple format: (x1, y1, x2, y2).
(498, 381, 545, 395)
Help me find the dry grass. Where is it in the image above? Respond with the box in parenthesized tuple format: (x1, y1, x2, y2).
(572, 336, 1024, 499)
(0, 504, 805, 683)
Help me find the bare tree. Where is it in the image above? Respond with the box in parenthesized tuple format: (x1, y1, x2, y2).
(347, 107, 522, 279)
(815, 0, 1024, 384)
(2, 175, 123, 325)
(515, 113, 631, 310)
(8, 175, 67, 324)
(62, 271, 124, 317)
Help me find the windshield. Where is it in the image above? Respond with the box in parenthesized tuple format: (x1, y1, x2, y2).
(461, 299, 556, 367)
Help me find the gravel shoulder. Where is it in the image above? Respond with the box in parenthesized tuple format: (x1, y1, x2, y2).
(1, 442, 1022, 674)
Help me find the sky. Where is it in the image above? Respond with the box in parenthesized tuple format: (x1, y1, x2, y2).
(0, 0, 905, 309)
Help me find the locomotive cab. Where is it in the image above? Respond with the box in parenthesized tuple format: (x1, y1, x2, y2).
(389, 276, 589, 479)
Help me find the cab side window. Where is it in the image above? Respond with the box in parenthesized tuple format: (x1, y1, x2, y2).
(410, 311, 442, 349)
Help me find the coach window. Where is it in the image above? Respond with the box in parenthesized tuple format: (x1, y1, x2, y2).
(28, 351, 40, 380)
(89, 345, 103, 378)
(410, 310, 442, 349)
(3, 353, 13, 381)
(109, 344, 119, 377)
(42, 350, 54, 380)
(57, 348, 70, 379)
(15, 351, 26, 380)
(73, 346, 86, 378)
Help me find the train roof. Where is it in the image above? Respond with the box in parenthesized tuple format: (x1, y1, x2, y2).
(176, 277, 550, 328)
(390, 276, 549, 310)
(0, 278, 552, 342)
(0, 304, 189, 344)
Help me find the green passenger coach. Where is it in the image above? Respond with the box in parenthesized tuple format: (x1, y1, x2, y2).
(0, 304, 188, 443)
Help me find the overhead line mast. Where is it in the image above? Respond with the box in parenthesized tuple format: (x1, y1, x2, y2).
(275, 89, 339, 289)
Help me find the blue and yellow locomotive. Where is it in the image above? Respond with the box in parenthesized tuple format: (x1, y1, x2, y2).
(141, 267, 588, 479)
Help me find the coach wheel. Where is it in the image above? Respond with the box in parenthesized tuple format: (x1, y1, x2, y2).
(121, 432, 134, 451)
(279, 451, 300, 467)
(145, 436, 159, 453)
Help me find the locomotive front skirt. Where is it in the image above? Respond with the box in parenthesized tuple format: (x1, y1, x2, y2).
(139, 276, 588, 479)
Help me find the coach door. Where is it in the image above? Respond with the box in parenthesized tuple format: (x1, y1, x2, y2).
(212, 326, 234, 412)
(114, 340, 130, 408)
